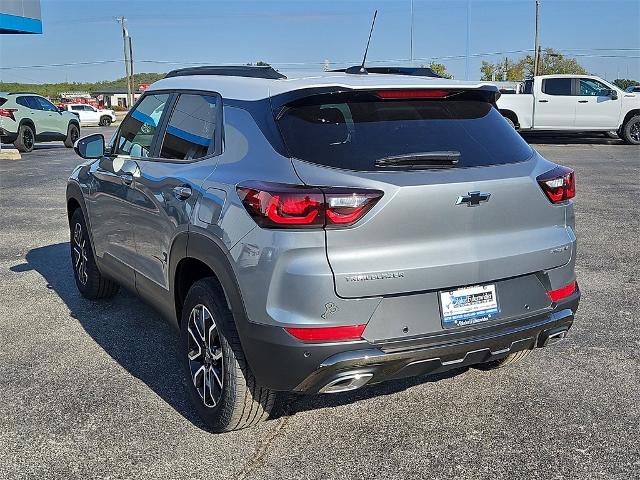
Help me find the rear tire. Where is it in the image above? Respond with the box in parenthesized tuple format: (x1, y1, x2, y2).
(99, 116, 112, 127)
(504, 116, 516, 129)
(180, 278, 276, 432)
(13, 124, 35, 153)
(474, 349, 532, 370)
(64, 123, 80, 148)
(69, 208, 119, 300)
(620, 115, 640, 145)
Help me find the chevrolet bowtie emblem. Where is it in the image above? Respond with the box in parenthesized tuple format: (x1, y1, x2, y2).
(456, 191, 491, 207)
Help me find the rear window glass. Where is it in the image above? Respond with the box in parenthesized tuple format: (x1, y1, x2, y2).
(276, 92, 533, 171)
(542, 78, 572, 96)
(159, 93, 218, 161)
(0, 98, 5, 107)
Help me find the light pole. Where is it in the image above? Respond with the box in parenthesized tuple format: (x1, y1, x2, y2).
(534, 1, 541, 76)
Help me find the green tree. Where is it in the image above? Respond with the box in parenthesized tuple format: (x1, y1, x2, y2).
(517, 48, 588, 77)
(612, 78, 638, 90)
(428, 62, 453, 79)
(255, 61, 271, 66)
(480, 58, 524, 81)
(479, 48, 588, 80)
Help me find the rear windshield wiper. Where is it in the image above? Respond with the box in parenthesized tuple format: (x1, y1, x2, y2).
(374, 151, 460, 169)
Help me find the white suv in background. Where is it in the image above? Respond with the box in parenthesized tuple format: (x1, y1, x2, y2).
(64, 103, 117, 126)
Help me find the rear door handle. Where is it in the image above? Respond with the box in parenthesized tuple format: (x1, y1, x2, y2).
(538, 99, 549, 103)
(578, 100, 588, 103)
(172, 185, 192, 199)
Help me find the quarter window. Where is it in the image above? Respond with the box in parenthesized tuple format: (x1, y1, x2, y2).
(542, 78, 572, 96)
(159, 93, 218, 161)
(115, 93, 170, 158)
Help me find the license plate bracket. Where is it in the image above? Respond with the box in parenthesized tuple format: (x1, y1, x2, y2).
(440, 284, 499, 328)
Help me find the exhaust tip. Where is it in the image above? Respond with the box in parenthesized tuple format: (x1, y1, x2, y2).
(543, 329, 568, 347)
(319, 372, 373, 394)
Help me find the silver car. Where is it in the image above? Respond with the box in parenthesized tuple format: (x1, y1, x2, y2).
(67, 66, 580, 432)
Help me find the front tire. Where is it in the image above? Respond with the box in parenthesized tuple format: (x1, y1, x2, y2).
(180, 278, 276, 432)
(99, 116, 112, 127)
(620, 115, 640, 145)
(504, 116, 516, 129)
(69, 208, 119, 299)
(14, 124, 35, 152)
(64, 123, 80, 148)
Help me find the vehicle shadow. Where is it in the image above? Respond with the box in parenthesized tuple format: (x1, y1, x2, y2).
(13, 242, 468, 428)
(521, 132, 623, 145)
(11, 242, 208, 430)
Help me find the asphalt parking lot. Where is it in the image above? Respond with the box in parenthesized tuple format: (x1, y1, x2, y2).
(1, 127, 638, 479)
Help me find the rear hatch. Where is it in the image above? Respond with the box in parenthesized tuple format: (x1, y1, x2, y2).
(276, 88, 574, 298)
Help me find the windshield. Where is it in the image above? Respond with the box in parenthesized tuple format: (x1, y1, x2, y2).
(277, 92, 533, 171)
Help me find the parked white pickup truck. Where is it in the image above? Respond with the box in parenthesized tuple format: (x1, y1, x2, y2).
(496, 75, 640, 144)
(63, 103, 117, 127)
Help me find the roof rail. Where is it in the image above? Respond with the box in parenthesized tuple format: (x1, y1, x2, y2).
(332, 66, 442, 78)
(164, 65, 286, 80)
(5, 91, 40, 95)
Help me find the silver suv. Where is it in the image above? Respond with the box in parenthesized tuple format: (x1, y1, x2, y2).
(0, 92, 80, 152)
(67, 66, 580, 432)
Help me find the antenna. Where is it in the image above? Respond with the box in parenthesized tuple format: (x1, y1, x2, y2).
(346, 10, 377, 74)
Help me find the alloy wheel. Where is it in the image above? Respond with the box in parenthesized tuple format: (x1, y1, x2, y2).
(71, 126, 79, 143)
(23, 129, 34, 150)
(72, 222, 88, 285)
(187, 304, 224, 408)
(630, 122, 640, 143)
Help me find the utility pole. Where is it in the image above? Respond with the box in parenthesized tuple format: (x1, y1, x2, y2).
(504, 57, 509, 81)
(410, 0, 414, 64)
(116, 16, 133, 108)
(533, 0, 540, 77)
(465, 0, 471, 80)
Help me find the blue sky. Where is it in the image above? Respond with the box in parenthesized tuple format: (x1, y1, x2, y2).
(1, 0, 639, 83)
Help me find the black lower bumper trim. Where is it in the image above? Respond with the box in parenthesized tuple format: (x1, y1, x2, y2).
(294, 308, 574, 393)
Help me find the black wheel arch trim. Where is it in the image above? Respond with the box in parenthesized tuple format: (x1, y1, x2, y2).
(18, 118, 36, 134)
(65, 181, 98, 267)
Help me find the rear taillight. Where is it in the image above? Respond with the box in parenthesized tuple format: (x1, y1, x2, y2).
(284, 324, 366, 342)
(537, 166, 575, 203)
(236, 182, 383, 229)
(547, 281, 577, 302)
(0, 108, 17, 121)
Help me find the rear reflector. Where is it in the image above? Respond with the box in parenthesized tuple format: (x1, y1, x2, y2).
(547, 282, 577, 302)
(237, 182, 382, 229)
(284, 324, 366, 342)
(376, 89, 451, 99)
(537, 166, 576, 203)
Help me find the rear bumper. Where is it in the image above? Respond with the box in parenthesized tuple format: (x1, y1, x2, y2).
(242, 291, 579, 393)
(0, 127, 18, 142)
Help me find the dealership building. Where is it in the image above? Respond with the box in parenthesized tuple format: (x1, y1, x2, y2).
(0, 0, 42, 34)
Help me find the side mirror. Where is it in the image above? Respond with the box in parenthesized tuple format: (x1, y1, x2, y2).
(608, 89, 618, 100)
(74, 134, 105, 159)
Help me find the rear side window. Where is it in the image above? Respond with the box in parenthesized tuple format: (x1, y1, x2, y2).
(276, 92, 533, 171)
(159, 93, 218, 161)
(16, 96, 39, 109)
(0, 98, 6, 107)
(542, 78, 572, 96)
(116, 93, 169, 157)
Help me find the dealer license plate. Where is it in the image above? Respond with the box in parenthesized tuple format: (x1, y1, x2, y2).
(440, 284, 499, 328)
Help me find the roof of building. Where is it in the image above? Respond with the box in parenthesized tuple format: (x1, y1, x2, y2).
(148, 68, 498, 101)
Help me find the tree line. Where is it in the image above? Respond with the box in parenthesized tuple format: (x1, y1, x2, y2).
(1, 52, 637, 98)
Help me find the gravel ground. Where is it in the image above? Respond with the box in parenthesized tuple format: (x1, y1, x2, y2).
(0, 128, 638, 479)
